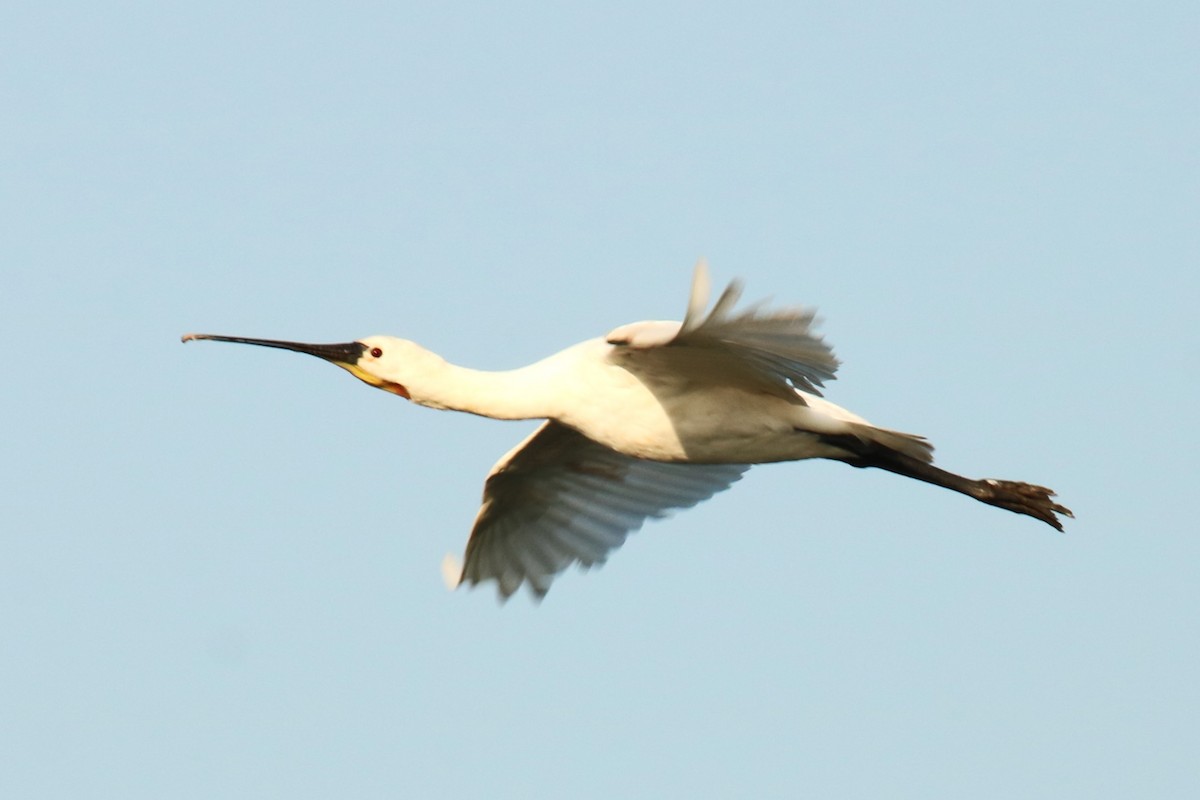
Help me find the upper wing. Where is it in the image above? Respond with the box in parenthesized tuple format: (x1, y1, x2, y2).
(605, 259, 840, 396)
(449, 421, 749, 601)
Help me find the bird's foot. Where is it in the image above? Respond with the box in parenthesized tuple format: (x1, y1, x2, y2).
(974, 479, 1074, 531)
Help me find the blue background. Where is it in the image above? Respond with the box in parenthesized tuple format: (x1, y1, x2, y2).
(3, 2, 1196, 797)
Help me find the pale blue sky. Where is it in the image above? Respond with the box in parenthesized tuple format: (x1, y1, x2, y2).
(2, 2, 1197, 797)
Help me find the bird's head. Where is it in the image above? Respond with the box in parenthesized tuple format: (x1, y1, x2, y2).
(181, 332, 423, 399)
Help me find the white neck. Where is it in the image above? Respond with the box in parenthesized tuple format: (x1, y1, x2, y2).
(406, 359, 556, 421)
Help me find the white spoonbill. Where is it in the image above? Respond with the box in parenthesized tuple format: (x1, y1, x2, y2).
(183, 261, 1071, 599)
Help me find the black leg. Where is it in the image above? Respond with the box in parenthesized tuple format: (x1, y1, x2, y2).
(818, 433, 1073, 531)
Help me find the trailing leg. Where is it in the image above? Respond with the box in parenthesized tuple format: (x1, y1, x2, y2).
(819, 433, 1073, 531)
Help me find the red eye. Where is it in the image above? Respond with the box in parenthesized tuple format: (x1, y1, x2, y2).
(370, 347, 383, 358)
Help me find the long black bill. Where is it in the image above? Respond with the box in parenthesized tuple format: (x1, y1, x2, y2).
(181, 333, 366, 365)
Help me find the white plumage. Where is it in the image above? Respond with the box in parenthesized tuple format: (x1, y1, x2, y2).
(184, 260, 1071, 601)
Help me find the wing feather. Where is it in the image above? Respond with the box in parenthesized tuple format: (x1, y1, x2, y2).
(608, 259, 840, 396)
(453, 421, 748, 600)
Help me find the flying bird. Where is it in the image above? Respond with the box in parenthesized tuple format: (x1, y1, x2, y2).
(183, 261, 1071, 600)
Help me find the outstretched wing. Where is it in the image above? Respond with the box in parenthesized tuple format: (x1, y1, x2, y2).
(605, 259, 840, 396)
(449, 421, 749, 601)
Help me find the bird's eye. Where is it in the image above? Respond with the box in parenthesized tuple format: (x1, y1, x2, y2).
(370, 347, 383, 358)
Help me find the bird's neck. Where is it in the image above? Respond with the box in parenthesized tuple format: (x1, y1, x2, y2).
(405, 358, 556, 421)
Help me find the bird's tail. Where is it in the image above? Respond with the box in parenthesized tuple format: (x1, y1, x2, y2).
(845, 422, 935, 464)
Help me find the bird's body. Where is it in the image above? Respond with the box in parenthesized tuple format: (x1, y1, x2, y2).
(466, 337, 810, 463)
(184, 261, 1071, 600)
